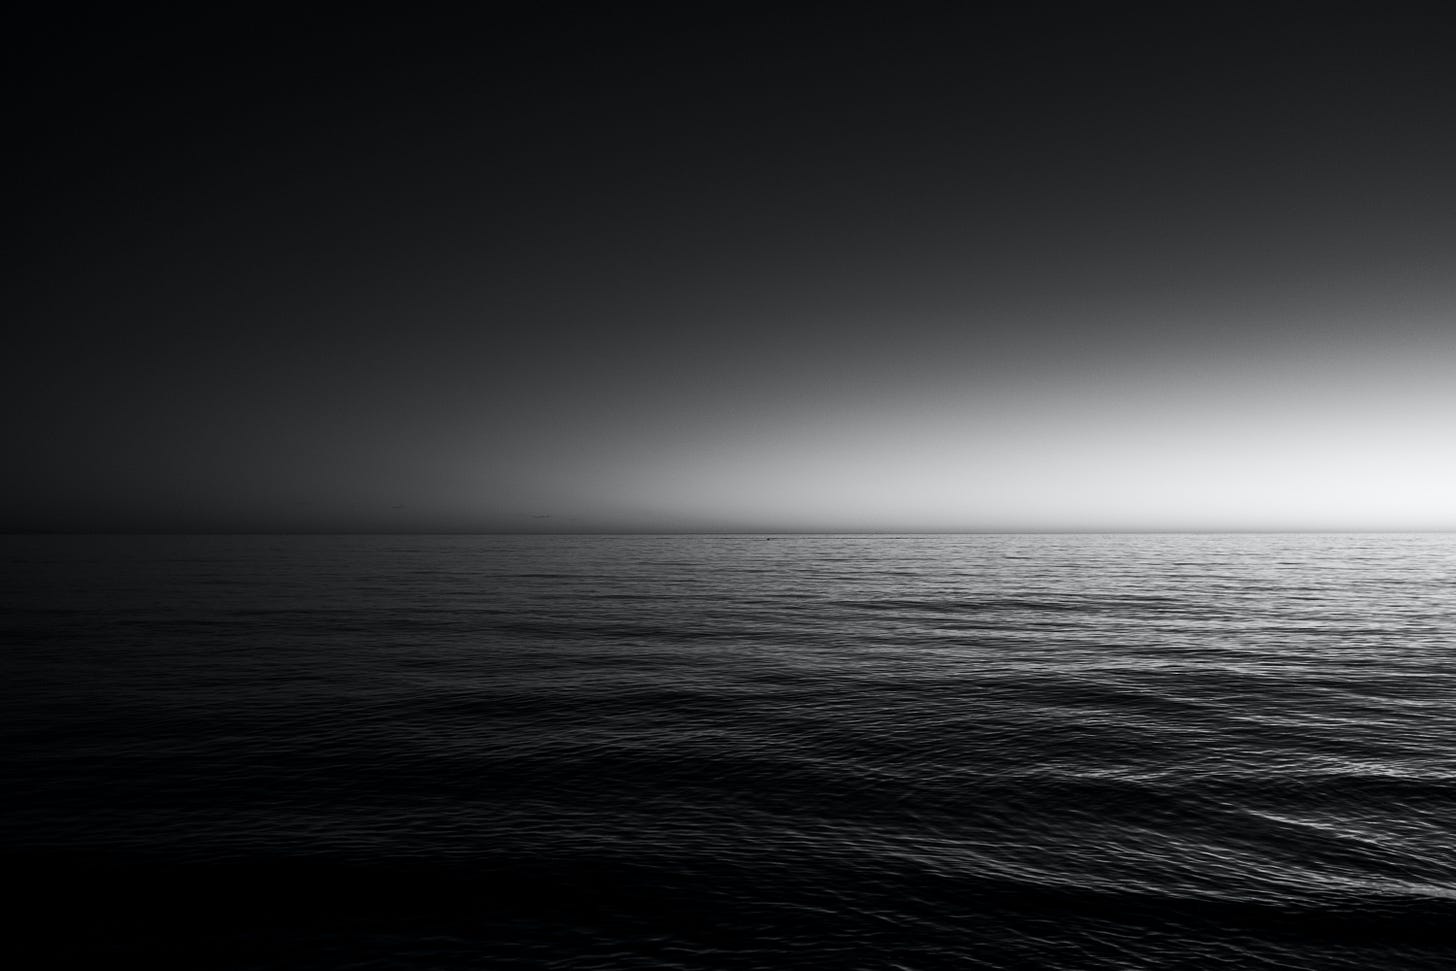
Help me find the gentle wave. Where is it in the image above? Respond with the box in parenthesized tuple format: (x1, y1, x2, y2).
(2, 533, 1454, 969)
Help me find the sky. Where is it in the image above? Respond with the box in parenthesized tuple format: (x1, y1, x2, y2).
(10, 8, 1456, 532)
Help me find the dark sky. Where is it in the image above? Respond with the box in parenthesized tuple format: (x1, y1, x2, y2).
(11, 8, 1456, 532)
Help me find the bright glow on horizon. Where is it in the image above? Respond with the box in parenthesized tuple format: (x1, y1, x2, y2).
(570, 334, 1456, 532)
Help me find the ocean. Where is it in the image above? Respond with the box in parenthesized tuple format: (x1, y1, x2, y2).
(2, 533, 1453, 969)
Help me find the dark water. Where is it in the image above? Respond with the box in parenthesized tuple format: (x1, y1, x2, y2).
(2, 533, 1454, 969)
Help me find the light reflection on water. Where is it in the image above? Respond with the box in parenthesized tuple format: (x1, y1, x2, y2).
(2, 533, 1454, 969)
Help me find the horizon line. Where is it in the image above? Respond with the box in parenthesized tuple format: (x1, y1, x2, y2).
(4, 529, 1455, 537)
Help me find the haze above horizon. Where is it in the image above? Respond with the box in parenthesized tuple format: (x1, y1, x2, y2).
(9, 9, 1455, 534)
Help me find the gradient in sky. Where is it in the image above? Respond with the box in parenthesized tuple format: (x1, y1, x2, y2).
(10, 8, 1456, 532)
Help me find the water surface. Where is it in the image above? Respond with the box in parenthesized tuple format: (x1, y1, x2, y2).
(2, 533, 1453, 968)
